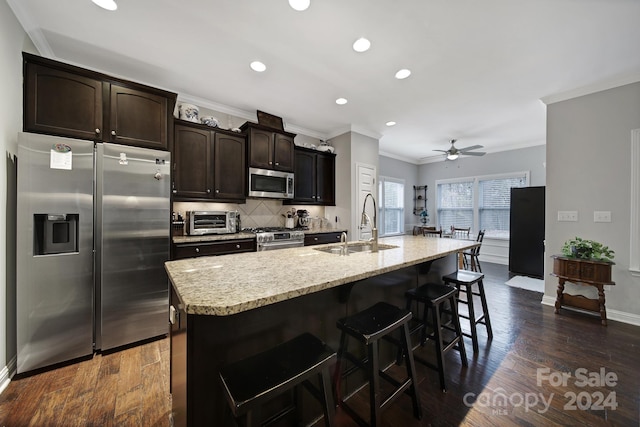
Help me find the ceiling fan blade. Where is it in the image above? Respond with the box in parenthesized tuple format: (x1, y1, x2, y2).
(458, 145, 484, 152)
(463, 151, 486, 156)
(433, 149, 449, 153)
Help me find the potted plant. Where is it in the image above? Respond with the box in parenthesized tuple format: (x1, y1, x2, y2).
(561, 237, 615, 262)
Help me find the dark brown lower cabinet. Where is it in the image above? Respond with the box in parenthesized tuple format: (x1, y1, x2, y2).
(304, 232, 344, 246)
(172, 239, 256, 260)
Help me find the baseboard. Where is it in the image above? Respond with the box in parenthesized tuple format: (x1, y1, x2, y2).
(0, 356, 16, 395)
(541, 295, 640, 326)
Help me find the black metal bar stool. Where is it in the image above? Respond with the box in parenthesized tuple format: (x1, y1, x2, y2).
(333, 301, 422, 426)
(442, 269, 493, 352)
(219, 333, 336, 427)
(404, 282, 468, 392)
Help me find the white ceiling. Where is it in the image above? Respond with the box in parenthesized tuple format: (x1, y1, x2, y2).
(8, 0, 640, 163)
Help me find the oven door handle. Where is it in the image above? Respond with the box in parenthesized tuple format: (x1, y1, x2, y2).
(259, 241, 304, 250)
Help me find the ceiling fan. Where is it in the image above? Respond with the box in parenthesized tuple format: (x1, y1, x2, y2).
(434, 139, 486, 160)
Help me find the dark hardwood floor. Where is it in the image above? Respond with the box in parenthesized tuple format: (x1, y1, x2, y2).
(1, 262, 638, 426)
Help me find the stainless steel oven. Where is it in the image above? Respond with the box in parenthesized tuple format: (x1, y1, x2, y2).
(248, 167, 294, 199)
(186, 211, 238, 235)
(249, 228, 305, 251)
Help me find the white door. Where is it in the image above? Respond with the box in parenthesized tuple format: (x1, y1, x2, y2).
(356, 163, 377, 241)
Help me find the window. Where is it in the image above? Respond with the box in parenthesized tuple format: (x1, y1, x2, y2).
(436, 172, 528, 238)
(378, 176, 405, 236)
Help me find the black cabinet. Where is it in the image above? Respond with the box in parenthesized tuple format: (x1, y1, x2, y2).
(287, 147, 335, 205)
(24, 53, 175, 150)
(509, 186, 545, 278)
(173, 121, 246, 202)
(241, 122, 295, 172)
(304, 232, 344, 246)
(172, 238, 256, 260)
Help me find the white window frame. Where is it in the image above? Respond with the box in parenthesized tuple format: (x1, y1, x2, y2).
(378, 176, 405, 237)
(435, 171, 530, 239)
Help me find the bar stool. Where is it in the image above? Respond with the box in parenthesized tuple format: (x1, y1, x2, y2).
(443, 270, 493, 352)
(333, 301, 422, 426)
(404, 283, 468, 392)
(219, 333, 336, 427)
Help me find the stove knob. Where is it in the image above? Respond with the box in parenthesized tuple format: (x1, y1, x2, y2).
(257, 235, 263, 243)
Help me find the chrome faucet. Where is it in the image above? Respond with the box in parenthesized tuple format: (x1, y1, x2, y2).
(340, 231, 349, 256)
(360, 193, 378, 253)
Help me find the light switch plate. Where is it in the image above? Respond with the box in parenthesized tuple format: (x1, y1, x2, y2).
(558, 211, 578, 222)
(594, 211, 612, 222)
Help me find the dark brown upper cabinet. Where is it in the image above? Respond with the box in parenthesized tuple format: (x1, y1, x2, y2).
(241, 122, 295, 172)
(286, 147, 336, 206)
(172, 121, 246, 202)
(23, 53, 176, 150)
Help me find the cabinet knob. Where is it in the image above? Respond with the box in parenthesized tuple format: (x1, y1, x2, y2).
(215, 189, 220, 193)
(95, 128, 101, 134)
(195, 247, 200, 253)
(275, 162, 279, 166)
(269, 161, 273, 165)
(236, 244, 241, 249)
(207, 189, 211, 193)
(314, 237, 318, 241)
(172, 189, 177, 194)
(111, 130, 116, 136)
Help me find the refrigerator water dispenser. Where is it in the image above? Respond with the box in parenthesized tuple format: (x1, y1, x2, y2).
(34, 213, 79, 255)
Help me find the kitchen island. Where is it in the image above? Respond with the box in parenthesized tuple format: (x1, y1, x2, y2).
(165, 235, 478, 426)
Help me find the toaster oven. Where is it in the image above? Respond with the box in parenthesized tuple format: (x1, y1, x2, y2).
(186, 211, 238, 235)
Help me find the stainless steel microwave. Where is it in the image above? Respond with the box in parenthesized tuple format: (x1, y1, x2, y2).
(248, 167, 294, 199)
(186, 211, 238, 235)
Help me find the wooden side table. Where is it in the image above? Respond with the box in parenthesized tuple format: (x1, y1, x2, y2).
(551, 255, 615, 326)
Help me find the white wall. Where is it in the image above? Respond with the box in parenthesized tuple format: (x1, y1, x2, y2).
(545, 82, 640, 324)
(379, 156, 419, 234)
(0, 1, 37, 391)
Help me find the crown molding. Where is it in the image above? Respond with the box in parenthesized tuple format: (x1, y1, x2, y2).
(541, 72, 640, 105)
(378, 150, 420, 165)
(6, 0, 54, 57)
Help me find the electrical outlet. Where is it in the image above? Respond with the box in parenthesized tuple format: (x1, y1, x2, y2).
(557, 211, 578, 222)
(594, 211, 612, 222)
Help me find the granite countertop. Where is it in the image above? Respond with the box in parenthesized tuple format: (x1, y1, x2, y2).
(172, 228, 348, 244)
(165, 235, 478, 316)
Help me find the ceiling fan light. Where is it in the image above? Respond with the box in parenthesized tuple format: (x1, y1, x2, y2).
(447, 153, 459, 160)
(288, 0, 310, 11)
(335, 97, 348, 105)
(91, 0, 117, 11)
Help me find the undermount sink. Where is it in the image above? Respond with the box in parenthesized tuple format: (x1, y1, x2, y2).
(314, 242, 398, 255)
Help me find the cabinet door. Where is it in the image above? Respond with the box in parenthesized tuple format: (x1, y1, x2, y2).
(25, 63, 103, 141)
(273, 133, 295, 171)
(248, 128, 273, 169)
(213, 133, 246, 200)
(316, 153, 336, 206)
(173, 125, 213, 199)
(293, 150, 316, 202)
(109, 84, 168, 150)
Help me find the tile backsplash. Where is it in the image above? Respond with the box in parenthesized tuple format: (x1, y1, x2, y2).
(173, 200, 329, 230)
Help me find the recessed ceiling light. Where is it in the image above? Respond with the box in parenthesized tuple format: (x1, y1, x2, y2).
(386, 121, 396, 127)
(352, 38, 371, 53)
(92, 0, 117, 10)
(250, 61, 266, 72)
(395, 69, 411, 79)
(288, 0, 310, 11)
(335, 98, 348, 105)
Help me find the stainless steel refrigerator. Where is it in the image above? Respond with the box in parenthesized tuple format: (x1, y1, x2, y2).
(17, 132, 170, 374)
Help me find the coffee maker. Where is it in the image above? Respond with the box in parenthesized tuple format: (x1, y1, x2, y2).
(297, 210, 310, 228)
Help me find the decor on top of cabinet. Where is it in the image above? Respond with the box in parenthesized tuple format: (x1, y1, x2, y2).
(200, 116, 219, 127)
(256, 110, 284, 131)
(561, 237, 615, 262)
(316, 140, 334, 153)
(179, 103, 199, 122)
